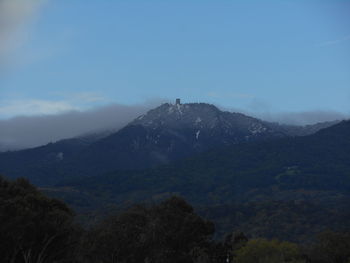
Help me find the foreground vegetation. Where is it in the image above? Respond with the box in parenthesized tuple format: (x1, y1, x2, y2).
(1, 176, 350, 263)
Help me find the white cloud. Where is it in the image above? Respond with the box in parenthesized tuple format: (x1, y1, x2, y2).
(316, 34, 350, 47)
(0, 99, 78, 118)
(0, 92, 110, 119)
(0, 0, 46, 69)
(254, 110, 349, 126)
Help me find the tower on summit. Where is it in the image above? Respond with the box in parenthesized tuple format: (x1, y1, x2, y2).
(175, 98, 181, 105)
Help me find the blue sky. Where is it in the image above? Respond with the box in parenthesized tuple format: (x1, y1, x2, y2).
(0, 0, 350, 119)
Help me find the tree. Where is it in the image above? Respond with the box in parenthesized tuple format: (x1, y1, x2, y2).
(224, 231, 248, 263)
(308, 231, 350, 263)
(0, 176, 80, 263)
(82, 196, 215, 263)
(234, 238, 305, 263)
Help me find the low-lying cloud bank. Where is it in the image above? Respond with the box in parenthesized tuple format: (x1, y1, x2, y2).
(0, 101, 162, 151)
(0, 101, 349, 151)
(251, 110, 349, 126)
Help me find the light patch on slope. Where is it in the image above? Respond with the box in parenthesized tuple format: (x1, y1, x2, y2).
(137, 114, 145, 120)
(176, 104, 183, 115)
(249, 123, 267, 135)
(56, 152, 63, 161)
(168, 106, 174, 114)
(196, 130, 201, 139)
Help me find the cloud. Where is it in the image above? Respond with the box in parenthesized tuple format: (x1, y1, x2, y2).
(254, 110, 349, 126)
(0, 99, 78, 118)
(0, 0, 46, 69)
(0, 100, 165, 151)
(316, 34, 350, 47)
(0, 92, 108, 119)
(219, 100, 349, 126)
(227, 98, 350, 126)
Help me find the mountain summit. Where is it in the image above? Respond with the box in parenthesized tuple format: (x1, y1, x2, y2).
(130, 101, 284, 144)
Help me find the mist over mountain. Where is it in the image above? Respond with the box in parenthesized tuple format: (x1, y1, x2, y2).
(0, 101, 342, 186)
(0, 100, 346, 151)
(0, 101, 162, 151)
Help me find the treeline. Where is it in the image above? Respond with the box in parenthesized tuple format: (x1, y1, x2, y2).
(1, 176, 350, 263)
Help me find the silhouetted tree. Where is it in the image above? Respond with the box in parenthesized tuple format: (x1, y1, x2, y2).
(234, 238, 305, 263)
(307, 231, 350, 263)
(0, 176, 80, 263)
(82, 196, 215, 263)
(224, 231, 248, 262)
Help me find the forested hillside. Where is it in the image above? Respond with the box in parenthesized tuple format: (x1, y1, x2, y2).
(1, 176, 350, 263)
(42, 120, 350, 241)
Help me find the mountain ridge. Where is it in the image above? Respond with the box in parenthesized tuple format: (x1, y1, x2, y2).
(0, 101, 343, 186)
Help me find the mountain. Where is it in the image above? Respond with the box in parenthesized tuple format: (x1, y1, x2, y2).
(52, 120, 350, 241)
(1, 101, 348, 241)
(64, 102, 290, 177)
(0, 101, 341, 185)
(59, 120, 350, 204)
(0, 129, 117, 184)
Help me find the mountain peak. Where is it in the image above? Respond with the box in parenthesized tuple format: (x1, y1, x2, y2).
(129, 102, 225, 129)
(127, 101, 284, 143)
